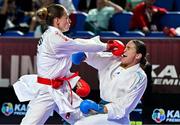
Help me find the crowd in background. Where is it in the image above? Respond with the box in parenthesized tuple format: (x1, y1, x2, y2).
(0, 0, 180, 37)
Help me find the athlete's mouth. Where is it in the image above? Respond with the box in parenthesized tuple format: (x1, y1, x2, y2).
(122, 54, 127, 57)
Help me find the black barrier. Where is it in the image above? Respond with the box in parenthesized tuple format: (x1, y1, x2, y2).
(0, 37, 180, 124)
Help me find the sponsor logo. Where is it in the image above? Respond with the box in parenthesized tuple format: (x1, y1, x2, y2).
(1, 102, 27, 116)
(1, 102, 55, 117)
(152, 65, 180, 86)
(152, 108, 180, 123)
(1, 102, 13, 116)
(152, 108, 166, 123)
(13, 103, 27, 115)
(166, 110, 180, 122)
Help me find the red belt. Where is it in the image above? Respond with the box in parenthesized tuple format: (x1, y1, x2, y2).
(37, 72, 79, 119)
(37, 77, 64, 89)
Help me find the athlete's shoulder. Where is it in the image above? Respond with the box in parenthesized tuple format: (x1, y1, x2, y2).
(48, 26, 69, 41)
(135, 68, 147, 83)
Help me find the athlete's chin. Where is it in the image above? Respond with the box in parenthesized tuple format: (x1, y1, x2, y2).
(62, 28, 70, 32)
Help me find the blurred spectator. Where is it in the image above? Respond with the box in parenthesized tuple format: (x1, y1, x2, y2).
(129, 0, 167, 34)
(29, 0, 55, 32)
(78, 0, 96, 13)
(175, 27, 180, 36)
(84, 0, 123, 34)
(37, 0, 56, 7)
(163, 26, 180, 37)
(58, 0, 76, 13)
(125, 0, 143, 11)
(34, 7, 48, 38)
(0, 0, 8, 33)
(0, 0, 31, 33)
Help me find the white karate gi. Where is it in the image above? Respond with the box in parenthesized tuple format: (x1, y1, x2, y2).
(13, 26, 107, 125)
(74, 52, 147, 125)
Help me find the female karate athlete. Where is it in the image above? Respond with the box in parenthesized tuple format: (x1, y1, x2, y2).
(73, 40, 148, 125)
(13, 4, 121, 125)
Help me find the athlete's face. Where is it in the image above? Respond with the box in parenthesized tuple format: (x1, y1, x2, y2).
(120, 41, 141, 68)
(57, 9, 71, 32)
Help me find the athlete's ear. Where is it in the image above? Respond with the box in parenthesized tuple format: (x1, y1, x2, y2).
(136, 53, 142, 60)
(54, 17, 60, 25)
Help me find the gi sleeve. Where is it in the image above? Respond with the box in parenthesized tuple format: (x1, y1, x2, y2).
(49, 32, 107, 55)
(85, 52, 116, 71)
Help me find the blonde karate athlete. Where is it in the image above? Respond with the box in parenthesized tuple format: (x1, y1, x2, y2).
(13, 4, 120, 125)
(73, 40, 148, 125)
